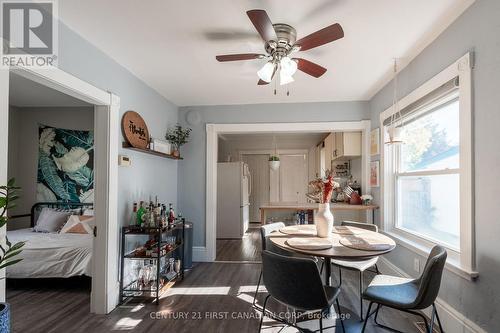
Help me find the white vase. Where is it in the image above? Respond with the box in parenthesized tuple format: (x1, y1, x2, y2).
(315, 203, 333, 238)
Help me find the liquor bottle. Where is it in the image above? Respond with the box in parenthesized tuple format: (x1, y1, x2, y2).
(168, 203, 176, 226)
(137, 201, 146, 226)
(130, 202, 138, 226)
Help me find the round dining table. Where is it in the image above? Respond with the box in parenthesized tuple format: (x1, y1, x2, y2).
(269, 224, 396, 288)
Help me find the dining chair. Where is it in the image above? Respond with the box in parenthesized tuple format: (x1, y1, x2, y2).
(361, 245, 447, 333)
(259, 250, 346, 333)
(330, 221, 381, 320)
(252, 222, 286, 307)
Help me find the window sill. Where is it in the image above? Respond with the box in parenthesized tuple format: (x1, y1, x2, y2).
(382, 230, 479, 281)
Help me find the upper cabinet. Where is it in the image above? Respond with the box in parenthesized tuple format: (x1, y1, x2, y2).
(333, 132, 362, 161)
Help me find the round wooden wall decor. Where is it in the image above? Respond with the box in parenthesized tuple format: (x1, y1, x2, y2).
(122, 111, 150, 149)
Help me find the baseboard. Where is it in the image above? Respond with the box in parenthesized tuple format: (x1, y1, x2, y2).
(193, 246, 210, 262)
(378, 257, 486, 333)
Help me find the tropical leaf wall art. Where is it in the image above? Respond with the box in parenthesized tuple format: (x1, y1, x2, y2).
(37, 125, 94, 203)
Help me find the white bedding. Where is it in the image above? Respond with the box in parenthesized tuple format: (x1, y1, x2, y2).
(6, 228, 93, 278)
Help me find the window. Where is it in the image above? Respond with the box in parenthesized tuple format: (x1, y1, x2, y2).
(395, 95, 460, 250)
(380, 53, 475, 278)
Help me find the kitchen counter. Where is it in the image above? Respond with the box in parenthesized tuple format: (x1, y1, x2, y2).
(259, 202, 379, 224)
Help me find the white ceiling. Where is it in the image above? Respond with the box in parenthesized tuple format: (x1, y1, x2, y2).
(58, 0, 474, 106)
(9, 73, 92, 107)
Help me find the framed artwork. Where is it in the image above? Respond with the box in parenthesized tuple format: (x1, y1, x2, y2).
(370, 161, 380, 187)
(370, 128, 380, 156)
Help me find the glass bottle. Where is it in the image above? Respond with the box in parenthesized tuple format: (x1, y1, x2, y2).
(130, 202, 138, 226)
(136, 201, 146, 226)
(168, 203, 175, 226)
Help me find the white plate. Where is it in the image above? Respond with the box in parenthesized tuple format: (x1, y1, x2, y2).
(332, 226, 367, 235)
(286, 237, 332, 250)
(280, 225, 317, 236)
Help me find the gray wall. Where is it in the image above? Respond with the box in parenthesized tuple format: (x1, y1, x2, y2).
(369, 0, 500, 330)
(8, 106, 94, 229)
(177, 101, 369, 246)
(55, 22, 179, 233)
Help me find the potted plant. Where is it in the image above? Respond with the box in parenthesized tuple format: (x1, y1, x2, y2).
(0, 179, 25, 332)
(269, 155, 280, 171)
(165, 125, 192, 157)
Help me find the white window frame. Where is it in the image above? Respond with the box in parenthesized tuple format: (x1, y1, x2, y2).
(379, 52, 477, 280)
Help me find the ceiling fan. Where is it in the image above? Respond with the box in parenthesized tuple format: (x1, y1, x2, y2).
(215, 9, 344, 86)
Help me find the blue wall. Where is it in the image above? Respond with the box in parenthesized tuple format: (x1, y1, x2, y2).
(369, 0, 500, 330)
(56, 22, 179, 232)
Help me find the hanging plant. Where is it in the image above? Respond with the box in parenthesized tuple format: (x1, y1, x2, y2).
(268, 155, 280, 162)
(165, 124, 192, 157)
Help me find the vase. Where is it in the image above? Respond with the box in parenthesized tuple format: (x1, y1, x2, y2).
(269, 160, 280, 171)
(315, 203, 333, 238)
(172, 150, 180, 157)
(0, 303, 10, 333)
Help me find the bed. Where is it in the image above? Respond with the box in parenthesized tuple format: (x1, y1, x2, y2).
(6, 202, 94, 279)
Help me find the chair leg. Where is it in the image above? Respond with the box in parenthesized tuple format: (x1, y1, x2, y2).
(258, 294, 271, 332)
(338, 266, 343, 287)
(252, 270, 263, 307)
(319, 314, 323, 332)
(359, 270, 364, 321)
(429, 304, 436, 333)
(361, 302, 374, 333)
(434, 303, 444, 333)
(335, 298, 346, 333)
(375, 264, 381, 274)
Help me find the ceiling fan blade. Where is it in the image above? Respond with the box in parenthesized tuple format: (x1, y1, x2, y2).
(257, 79, 269, 85)
(216, 53, 265, 62)
(247, 9, 277, 42)
(294, 58, 327, 78)
(294, 23, 344, 51)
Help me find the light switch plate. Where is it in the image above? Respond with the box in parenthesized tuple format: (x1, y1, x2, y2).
(119, 155, 131, 166)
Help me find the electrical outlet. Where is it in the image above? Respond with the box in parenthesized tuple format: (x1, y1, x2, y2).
(414, 258, 420, 273)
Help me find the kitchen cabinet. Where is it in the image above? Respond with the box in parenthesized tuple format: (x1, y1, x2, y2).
(333, 132, 362, 161)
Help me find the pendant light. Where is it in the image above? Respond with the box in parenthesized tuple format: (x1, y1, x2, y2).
(386, 59, 404, 145)
(269, 136, 280, 171)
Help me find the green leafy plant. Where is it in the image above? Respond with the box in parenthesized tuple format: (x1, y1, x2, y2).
(269, 155, 280, 161)
(0, 179, 25, 270)
(165, 125, 192, 151)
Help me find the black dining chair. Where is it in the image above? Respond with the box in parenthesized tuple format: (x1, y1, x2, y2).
(259, 250, 346, 332)
(361, 245, 447, 333)
(330, 221, 381, 320)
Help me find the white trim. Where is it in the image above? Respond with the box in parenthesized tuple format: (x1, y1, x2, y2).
(206, 121, 371, 262)
(379, 52, 475, 278)
(2, 66, 120, 314)
(378, 257, 486, 333)
(0, 69, 9, 302)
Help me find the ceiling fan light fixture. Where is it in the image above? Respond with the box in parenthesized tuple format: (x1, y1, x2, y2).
(280, 56, 298, 77)
(279, 71, 295, 85)
(257, 61, 275, 82)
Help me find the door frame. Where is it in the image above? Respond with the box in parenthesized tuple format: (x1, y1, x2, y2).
(0, 66, 120, 314)
(205, 121, 371, 262)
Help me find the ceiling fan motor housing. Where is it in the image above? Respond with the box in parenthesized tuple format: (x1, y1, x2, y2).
(265, 23, 297, 60)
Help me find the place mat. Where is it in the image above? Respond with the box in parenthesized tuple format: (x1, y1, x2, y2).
(286, 237, 332, 251)
(332, 226, 367, 235)
(339, 235, 393, 251)
(280, 225, 317, 236)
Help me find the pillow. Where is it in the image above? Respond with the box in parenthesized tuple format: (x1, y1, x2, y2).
(34, 208, 71, 233)
(60, 215, 94, 234)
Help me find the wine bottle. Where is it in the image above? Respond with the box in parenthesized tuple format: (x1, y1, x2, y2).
(137, 201, 146, 226)
(130, 202, 138, 226)
(168, 203, 175, 226)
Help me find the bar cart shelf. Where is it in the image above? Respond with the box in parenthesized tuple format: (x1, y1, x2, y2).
(119, 219, 186, 304)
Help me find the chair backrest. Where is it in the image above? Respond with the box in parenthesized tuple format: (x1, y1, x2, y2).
(261, 250, 328, 311)
(341, 220, 378, 233)
(260, 222, 285, 251)
(413, 245, 447, 309)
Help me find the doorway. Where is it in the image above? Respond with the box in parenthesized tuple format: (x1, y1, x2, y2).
(0, 67, 119, 314)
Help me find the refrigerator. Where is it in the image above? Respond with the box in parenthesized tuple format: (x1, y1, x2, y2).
(217, 161, 251, 239)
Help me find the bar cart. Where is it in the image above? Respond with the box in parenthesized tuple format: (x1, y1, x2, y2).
(119, 218, 186, 304)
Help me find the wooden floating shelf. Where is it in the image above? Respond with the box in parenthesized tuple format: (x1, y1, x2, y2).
(122, 142, 183, 160)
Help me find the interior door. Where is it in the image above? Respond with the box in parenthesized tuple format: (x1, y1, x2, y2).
(279, 154, 308, 203)
(242, 154, 270, 222)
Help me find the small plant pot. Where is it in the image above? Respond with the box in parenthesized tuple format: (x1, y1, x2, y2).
(269, 160, 280, 171)
(172, 150, 180, 157)
(0, 303, 10, 333)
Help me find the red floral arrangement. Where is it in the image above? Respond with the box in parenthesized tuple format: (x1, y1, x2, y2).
(306, 171, 339, 204)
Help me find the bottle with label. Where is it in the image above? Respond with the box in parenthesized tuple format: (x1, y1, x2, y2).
(130, 202, 138, 226)
(136, 201, 146, 227)
(168, 203, 176, 226)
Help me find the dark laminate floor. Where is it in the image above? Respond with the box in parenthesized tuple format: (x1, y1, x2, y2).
(216, 224, 261, 262)
(7, 233, 422, 333)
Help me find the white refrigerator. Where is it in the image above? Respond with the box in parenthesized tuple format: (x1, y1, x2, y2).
(217, 161, 251, 239)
